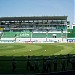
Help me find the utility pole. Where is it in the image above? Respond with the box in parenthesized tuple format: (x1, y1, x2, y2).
(14, 34, 17, 43)
(0, 32, 2, 40)
(61, 29, 63, 42)
(46, 29, 48, 42)
(30, 29, 32, 42)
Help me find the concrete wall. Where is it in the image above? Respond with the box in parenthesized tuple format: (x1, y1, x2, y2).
(0, 38, 67, 43)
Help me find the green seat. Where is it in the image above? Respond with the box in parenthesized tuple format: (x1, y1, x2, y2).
(32, 33, 46, 38)
(2, 32, 31, 38)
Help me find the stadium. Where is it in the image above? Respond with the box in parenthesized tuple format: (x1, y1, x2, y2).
(0, 16, 69, 43)
(0, 16, 75, 74)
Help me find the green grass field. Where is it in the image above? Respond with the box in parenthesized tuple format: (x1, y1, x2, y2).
(0, 43, 75, 56)
(0, 43, 75, 74)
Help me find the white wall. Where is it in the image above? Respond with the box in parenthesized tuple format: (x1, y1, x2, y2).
(1, 38, 15, 40)
(16, 38, 67, 43)
(0, 38, 67, 43)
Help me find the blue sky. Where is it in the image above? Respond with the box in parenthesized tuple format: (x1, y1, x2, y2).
(0, 0, 74, 24)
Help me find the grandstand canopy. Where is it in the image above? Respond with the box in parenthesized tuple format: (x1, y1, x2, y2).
(0, 16, 67, 21)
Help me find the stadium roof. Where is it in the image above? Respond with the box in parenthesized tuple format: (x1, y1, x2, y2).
(0, 16, 67, 21)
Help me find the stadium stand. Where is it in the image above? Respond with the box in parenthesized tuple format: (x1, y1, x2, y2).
(1, 32, 31, 38)
(67, 27, 75, 38)
(2, 32, 15, 38)
(0, 16, 68, 43)
(1, 32, 66, 38)
(32, 33, 46, 38)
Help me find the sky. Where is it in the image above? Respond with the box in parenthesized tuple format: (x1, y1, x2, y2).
(0, 0, 74, 24)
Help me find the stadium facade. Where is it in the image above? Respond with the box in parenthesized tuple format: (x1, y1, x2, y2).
(0, 16, 70, 43)
(67, 23, 75, 42)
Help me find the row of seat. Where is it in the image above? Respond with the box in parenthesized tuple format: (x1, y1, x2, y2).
(1, 32, 66, 38)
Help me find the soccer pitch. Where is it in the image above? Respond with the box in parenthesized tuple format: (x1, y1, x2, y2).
(0, 43, 75, 56)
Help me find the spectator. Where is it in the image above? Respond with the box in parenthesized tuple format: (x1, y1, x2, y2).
(12, 57, 16, 73)
(53, 56, 57, 72)
(67, 54, 70, 66)
(26, 56, 31, 70)
(34, 57, 40, 73)
(70, 55, 75, 70)
(26, 56, 35, 73)
(30, 62, 35, 72)
(46, 56, 51, 73)
(61, 56, 66, 71)
(42, 58, 47, 73)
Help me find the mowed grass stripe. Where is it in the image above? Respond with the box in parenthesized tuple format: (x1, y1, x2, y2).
(54, 44, 73, 55)
(0, 43, 61, 56)
(0, 43, 75, 56)
(0, 43, 42, 56)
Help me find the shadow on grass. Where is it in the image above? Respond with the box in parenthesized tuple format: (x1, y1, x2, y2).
(0, 54, 75, 74)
